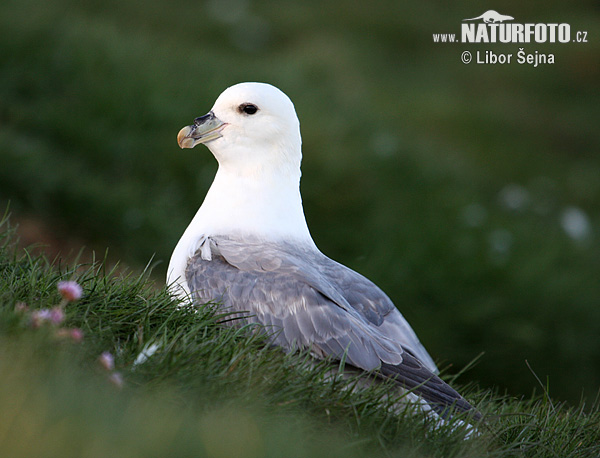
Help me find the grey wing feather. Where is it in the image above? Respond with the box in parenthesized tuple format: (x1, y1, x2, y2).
(186, 236, 434, 371)
(185, 236, 479, 418)
(216, 237, 436, 372)
(315, 256, 437, 372)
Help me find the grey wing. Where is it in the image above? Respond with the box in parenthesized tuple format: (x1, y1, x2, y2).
(185, 238, 477, 418)
(186, 237, 431, 370)
(226, 237, 438, 372)
(186, 246, 403, 370)
(316, 256, 438, 373)
(206, 237, 435, 371)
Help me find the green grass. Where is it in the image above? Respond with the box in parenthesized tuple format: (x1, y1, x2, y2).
(2, 217, 600, 457)
(1, 0, 599, 409)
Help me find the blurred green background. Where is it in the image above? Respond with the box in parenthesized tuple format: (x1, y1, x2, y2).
(1, 0, 598, 405)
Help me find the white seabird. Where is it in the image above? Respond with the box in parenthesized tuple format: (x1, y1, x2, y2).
(168, 82, 479, 422)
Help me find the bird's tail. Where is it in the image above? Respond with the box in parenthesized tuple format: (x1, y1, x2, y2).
(379, 355, 481, 422)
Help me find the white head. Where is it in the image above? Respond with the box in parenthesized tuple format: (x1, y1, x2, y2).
(174, 82, 314, 245)
(178, 82, 302, 178)
(169, 83, 315, 293)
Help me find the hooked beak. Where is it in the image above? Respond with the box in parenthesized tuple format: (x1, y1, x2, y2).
(177, 111, 227, 149)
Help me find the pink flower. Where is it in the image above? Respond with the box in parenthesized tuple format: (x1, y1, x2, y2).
(15, 302, 29, 313)
(108, 372, 124, 389)
(30, 309, 53, 328)
(57, 281, 83, 302)
(69, 328, 84, 342)
(56, 328, 84, 342)
(98, 352, 115, 371)
(49, 307, 65, 325)
(30, 307, 65, 327)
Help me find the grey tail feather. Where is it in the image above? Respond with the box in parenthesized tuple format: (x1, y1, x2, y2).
(378, 354, 482, 421)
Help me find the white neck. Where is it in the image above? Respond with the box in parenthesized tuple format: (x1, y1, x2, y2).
(193, 163, 313, 242)
(167, 158, 316, 293)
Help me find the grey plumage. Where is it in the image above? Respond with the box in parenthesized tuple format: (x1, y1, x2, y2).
(186, 235, 479, 420)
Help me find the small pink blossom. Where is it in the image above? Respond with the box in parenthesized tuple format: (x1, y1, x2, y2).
(57, 281, 83, 302)
(68, 328, 84, 342)
(30, 309, 53, 328)
(98, 352, 115, 371)
(30, 307, 64, 327)
(49, 306, 65, 325)
(56, 327, 84, 342)
(15, 302, 29, 313)
(108, 372, 124, 389)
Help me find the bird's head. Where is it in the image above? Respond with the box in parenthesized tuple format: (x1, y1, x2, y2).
(177, 82, 302, 176)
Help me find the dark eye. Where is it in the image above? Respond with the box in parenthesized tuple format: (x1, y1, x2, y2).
(239, 103, 258, 115)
